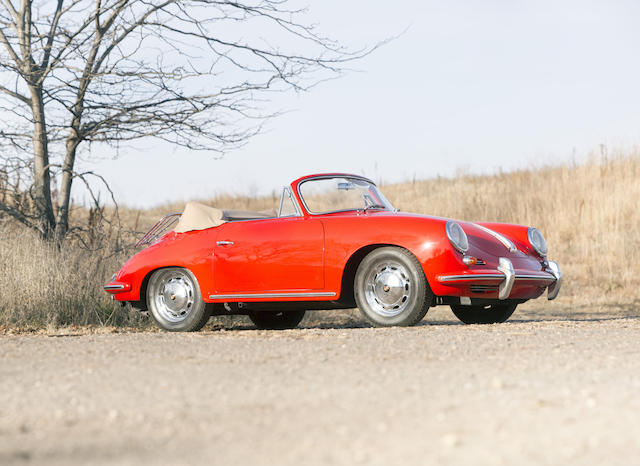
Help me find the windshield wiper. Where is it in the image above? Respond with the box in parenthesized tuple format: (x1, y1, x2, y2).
(362, 204, 386, 213)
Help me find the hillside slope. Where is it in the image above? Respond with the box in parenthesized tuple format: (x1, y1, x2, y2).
(1, 152, 638, 328)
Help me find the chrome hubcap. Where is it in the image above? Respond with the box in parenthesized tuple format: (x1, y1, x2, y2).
(155, 274, 194, 323)
(364, 261, 411, 317)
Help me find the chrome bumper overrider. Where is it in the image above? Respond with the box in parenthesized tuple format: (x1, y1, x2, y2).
(437, 258, 562, 300)
(497, 257, 515, 300)
(546, 261, 562, 300)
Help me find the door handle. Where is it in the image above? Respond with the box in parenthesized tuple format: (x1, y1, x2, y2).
(217, 240, 234, 246)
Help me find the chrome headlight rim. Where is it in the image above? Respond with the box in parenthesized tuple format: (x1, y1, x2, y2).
(445, 221, 469, 254)
(527, 227, 548, 257)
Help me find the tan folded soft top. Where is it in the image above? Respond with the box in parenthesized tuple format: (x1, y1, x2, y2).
(174, 202, 276, 233)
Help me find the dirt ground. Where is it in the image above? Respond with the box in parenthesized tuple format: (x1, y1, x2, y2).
(1, 302, 640, 466)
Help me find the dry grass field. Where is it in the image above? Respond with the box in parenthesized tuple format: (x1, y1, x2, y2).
(1, 149, 638, 329)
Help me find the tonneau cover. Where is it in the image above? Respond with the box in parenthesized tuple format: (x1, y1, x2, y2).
(174, 202, 277, 233)
(174, 202, 225, 233)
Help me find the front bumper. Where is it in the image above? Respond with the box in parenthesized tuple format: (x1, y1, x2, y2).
(436, 258, 562, 301)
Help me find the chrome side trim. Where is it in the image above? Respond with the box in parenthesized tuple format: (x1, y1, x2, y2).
(208, 292, 337, 300)
(547, 261, 562, 300)
(104, 284, 126, 290)
(497, 257, 515, 300)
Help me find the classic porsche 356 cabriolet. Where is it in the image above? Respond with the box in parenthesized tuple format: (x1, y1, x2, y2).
(104, 173, 561, 331)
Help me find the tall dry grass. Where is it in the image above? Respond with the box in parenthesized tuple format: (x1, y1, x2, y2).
(0, 224, 142, 329)
(0, 149, 638, 329)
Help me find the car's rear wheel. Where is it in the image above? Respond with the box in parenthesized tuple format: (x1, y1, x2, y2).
(248, 310, 306, 330)
(354, 247, 431, 327)
(450, 303, 517, 324)
(147, 267, 210, 332)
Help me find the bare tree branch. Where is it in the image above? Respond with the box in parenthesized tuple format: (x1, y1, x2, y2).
(0, 83, 31, 104)
(0, 0, 19, 21)
(0, 0, 384, 242)
(0, 26, 22, 65)
(39, 0, 65, 72)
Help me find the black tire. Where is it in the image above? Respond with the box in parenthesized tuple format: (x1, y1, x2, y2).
(354, 247, 431, 327)
(248, 310, 306, 330)
(450, 303, 517, 324)
(147, 267, 210, 332)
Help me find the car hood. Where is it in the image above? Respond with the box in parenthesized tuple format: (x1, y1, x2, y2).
(365, 210, 526, 258)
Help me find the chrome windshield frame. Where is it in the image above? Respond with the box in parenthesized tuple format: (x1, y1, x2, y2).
(296, 175, 393, 215)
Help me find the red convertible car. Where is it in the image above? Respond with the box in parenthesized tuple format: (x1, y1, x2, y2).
(105, 173, 561, 331)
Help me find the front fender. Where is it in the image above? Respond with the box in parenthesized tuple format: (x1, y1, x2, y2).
(477, 222, 543, 259)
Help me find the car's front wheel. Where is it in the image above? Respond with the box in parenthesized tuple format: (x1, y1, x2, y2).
(354, 247, 431, 327)
(248, 310, 306, 330)
(450, 303, 517, 324)
(147, 267, 210, 331)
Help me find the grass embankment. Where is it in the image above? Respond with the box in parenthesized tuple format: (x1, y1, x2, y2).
(1, 150, 638, 329)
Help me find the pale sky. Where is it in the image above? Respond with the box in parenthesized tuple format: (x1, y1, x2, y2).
(80, 0, 640, 208)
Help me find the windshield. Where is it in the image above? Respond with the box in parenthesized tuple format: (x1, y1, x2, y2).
(298, 177, 394, 214)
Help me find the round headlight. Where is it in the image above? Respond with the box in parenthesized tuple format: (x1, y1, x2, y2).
(528, 227, 548, 256)
(446, 221, 469, 253)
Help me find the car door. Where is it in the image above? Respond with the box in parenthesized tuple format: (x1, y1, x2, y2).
(213, 217, 324, 293)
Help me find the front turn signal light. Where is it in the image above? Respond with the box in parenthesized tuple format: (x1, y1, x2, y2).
(463, 256, 478, 266)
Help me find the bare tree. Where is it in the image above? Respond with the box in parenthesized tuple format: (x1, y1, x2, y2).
(0, 0, 377, 241)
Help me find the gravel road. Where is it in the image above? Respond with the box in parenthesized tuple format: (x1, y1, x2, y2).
(1, 303, 639, 466)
